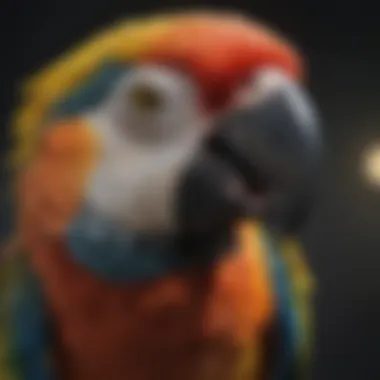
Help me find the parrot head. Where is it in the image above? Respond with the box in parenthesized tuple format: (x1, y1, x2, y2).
(12, 12, 322, 279)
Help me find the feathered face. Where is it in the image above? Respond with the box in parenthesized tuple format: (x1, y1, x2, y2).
(17, 13, 321, 260)
(84, 64, 210, 233)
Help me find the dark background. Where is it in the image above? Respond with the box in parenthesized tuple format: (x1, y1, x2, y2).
(1, 1, 380, 379)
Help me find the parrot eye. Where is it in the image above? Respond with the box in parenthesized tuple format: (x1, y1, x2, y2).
(105, 65, 204, 144)
(129, 84, 163, 111)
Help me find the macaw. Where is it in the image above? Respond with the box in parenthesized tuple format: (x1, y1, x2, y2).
(0, 10, 321, 380)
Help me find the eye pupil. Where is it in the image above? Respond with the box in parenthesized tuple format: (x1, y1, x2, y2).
(130, 85, 162, 111)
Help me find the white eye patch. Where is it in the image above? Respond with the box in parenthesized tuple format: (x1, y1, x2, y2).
(82, 66, 212, 233)
(103, 65, 205, 144)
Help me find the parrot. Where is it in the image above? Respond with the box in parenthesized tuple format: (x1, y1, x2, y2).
(0, 10, 322, 380)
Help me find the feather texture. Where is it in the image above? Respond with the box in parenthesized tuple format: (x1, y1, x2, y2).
(2, 11, 313, 380)
(0, 223, 314, 380)
(10, 11, 301, 167)
(0, 250, 54, 380)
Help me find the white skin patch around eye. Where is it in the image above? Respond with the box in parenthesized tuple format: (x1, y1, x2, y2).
(104, 65, 205, 144)
(82, 67, 210, 233)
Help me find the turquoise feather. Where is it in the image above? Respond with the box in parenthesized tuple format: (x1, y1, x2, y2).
(0, 63, 132, 379)
(0, 253, 54, 380)
(66, 204, 228, 282)
(50, 61, 128, 119)
(263, 231, 302, 380)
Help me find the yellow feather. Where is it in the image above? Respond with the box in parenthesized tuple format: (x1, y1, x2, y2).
(10, 15, 174, 167)
(234, 222, 275, 379)
(10, 9, 252, 169)
(282, 238, 316, 376)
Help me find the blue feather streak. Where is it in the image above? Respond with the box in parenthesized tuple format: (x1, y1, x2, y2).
(50, 61, 128, 119)
(264, 232, 301, 380)
(10, 270, 55, 380)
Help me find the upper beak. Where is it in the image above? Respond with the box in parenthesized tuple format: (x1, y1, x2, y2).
(177, 70, 322, 236)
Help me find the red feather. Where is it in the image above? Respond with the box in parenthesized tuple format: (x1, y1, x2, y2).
(141, 15, 303, 111)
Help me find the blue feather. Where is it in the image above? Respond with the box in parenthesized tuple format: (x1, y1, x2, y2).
(0, 62, 129, 257)
(66, 204, 227, 282)
(9, 263, 55, 380)
(263, 231, 301, 380)
(50, 61, 129, 119)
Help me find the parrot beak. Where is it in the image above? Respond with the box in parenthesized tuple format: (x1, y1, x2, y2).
(177, 70, 322, 237)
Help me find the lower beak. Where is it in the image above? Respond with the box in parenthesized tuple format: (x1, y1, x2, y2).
(177, 72, 322, 236)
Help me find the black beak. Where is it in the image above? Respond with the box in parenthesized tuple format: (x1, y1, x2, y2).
(177, 71, 322, 238)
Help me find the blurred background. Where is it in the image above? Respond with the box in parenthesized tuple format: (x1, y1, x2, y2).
(1, 0, 379, 379)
